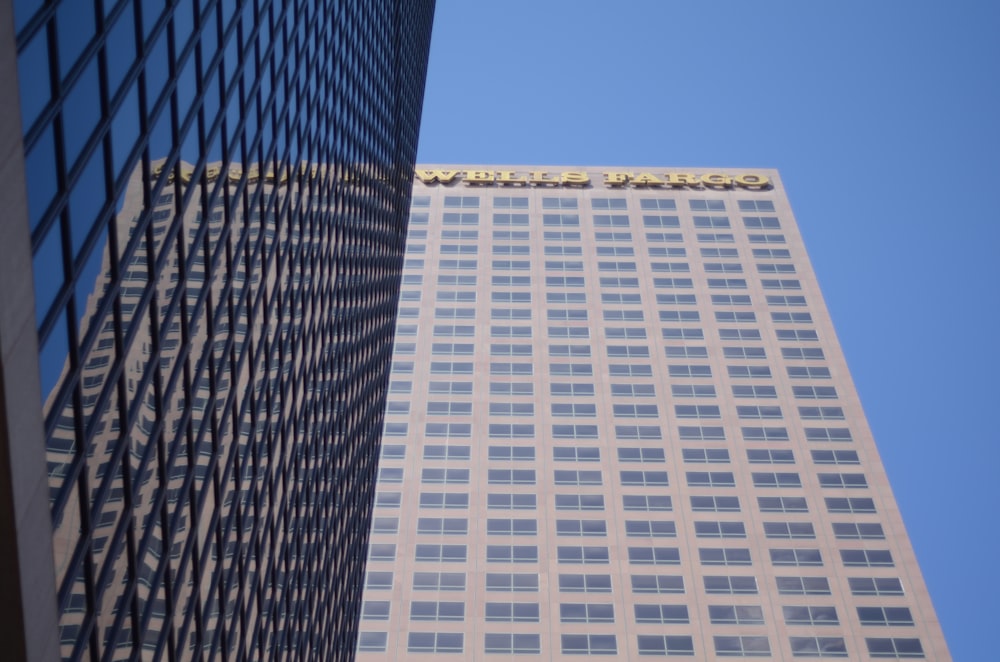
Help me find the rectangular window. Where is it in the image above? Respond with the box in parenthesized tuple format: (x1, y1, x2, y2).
(559, 574, 612, 593)
(714, 636, 771, 657)
(413, 572, 465, 591)
(415, 544, 467, 563)
(841, 549, 894, 567)
(759, 496, 808, 513)
(410, 601, 465, 622)
(484, 634, 541, 654)
(485, 573, 539, 592)
(770, 548, 823, 567)
(849, 577, 904, 596)
(764, 522, 815, 539)
(559, 603, 615, 623)
(488, 493, 536, 510)
(484, 602, 540, 623)
(556, 494, 606, 511)
(637, 636, 695, 656)
(486, 545, 539, 563)
(634, 604, 689, 624)
(710, 605, 764, 625)
(790, 637, 848, 658)
(699, 547, 752, 566)
(558, 546, 610, 564)
(407, 632, 463, 654)
(623, 495, 673, 511)
(776, 576, 831, 595)
(493, 212, 529, 226)
(420, 493, 469, 509)
(704, 576, 757, 595)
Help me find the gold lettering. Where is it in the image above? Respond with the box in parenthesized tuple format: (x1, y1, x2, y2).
(603, 172, 631, 186)
(528, 171, 559, 185)
(245, 165, 260, 184)
(179, 168, 194, 184)
(227, 167, 243, 183)
(734, 173, 770, 189)
(496, 171, 528, 185)
(663, 173, 700, 187)
(465, 170, 495, 184)
(560, 171, 590, 186)
(700, 173, 733, 188)
(415, 169, 463, 184)
(205, 166, 221, 182)
(631, 173, 665, 187)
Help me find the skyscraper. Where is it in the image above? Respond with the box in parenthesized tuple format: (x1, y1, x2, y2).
(0, 1, 435, 660)
(357, 166, 951, 659)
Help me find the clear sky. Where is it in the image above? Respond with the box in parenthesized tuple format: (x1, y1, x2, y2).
(416, 1, 999, 659)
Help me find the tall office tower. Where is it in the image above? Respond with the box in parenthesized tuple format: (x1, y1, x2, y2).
(357, 166, 951, 660)
(0, 1, 434, 660)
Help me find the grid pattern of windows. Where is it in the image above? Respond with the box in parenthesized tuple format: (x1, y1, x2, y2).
(354, 170, 948, 661)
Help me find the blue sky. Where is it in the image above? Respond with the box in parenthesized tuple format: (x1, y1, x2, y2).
(416, 1, 999, 658)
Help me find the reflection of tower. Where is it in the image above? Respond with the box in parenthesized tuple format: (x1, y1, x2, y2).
(1, 2, 436, 660)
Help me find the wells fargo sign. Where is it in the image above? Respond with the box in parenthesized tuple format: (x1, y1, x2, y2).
(415, 169, 770, 189)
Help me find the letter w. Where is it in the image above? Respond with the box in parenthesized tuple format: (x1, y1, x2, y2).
(415, 170, 462, 184)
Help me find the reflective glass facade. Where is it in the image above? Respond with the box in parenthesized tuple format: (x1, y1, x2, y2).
(1, 1, 434, 659)
(357, 167, 951, 660)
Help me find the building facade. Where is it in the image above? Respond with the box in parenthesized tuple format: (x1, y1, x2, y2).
(357, 166, 951, 660)
(0, 1, 434, 660)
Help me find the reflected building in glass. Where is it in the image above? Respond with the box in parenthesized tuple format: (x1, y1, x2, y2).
(356, 167, 951, 659)
(0, 1, 434, 660)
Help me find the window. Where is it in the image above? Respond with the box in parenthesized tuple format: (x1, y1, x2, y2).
(488, 446, 536, 461)
(420, 493, 469, 509)
(764, 279, 802, 290)
(427, 402, 472, 416)
(407, 632, 463, 654)
(425, 423, 472, 438)
(799, 406, 844, 420)
(378, 467, 403, 483)
(558, 546, 610, 564)
(865, 638, 924, 659)
(818, 473, 868, 489)
(383, 422, 408, 437)
(747, 449, 795, 464)
(486, 573, 539, 592)
(683, 448, 730, 463)
(776, 576, 831, 595)
(543, 213, 580, 227)
(494, 244, 530, 256)
(608, 344, 650, 358)
(423, 445, 471, 461)
(362, 601, 390, 621)
(698, 232, 735, 243)
(491, 325, 531, 339)
(858, 606, 914, 627)
(661, 328, 705, 342)
(757, 497, 809, 513)
(793, 385, 838, 399)
(546, 230, 581, 241)
(493, 212, 529, 226)
(714, 636, 770, 657)
(487, 518, 537, 536)
(849, 577, 904, 596)
(614, 404, 660, 417)
(825, 497, 875, 514)
(543, 197, 578, 209)
(593, 214, 630, 227)
(550, 363, 593, 377)
(686, 471, 735, 487)
(486, 545, 539, 563)
(484, 603, 540, 623)
(767, 294, 807, 306)
(637, 636, 695, 656)
(438, 274, 476, 287)
(484, 633, 541, 654)
(490, 383, 533, 398)
(790, 637, 848, 658)
(770, 548, 823, 567)
(641, 198, 678, 210)
(555, 470, 602, 486)
(743, 216, 781, 229)
(671, 384, 716, 398)
(375, 491, 401, 509)
(415, 544, 467, 563)
(551, 382, 595, 397)
(601, 277, 640, 289)
(434, 324, 474, 338)
(691, 495, 740, 512)
(615, 425, 663, 440)
(841, 549, 894, 567)
(643, 214, 681, 228)
(491, 362, 533, 376)
(372, 517, 399, 534)
(417, 518, 468, 536)
(609, 364, 653, 376)
(699, 548, 752, 566)
(552, 425, 599, 440)
(381, 444, 405, 460)
(709, 605, 764, 625)
(669, 365, 712, 378)
(783, 347, 827, 362)
(788, 365, 830, 379)
(749, 233, 786, 244)
(442, 213, 479, 227)
(556, 494, 606, 511)
(740, 427, 788, 441)
(431, 341, 476, 355)
(654, 277, 695, 289)
(621, 471, 669, 487)
(623, 495, 673, 511)
(704, 576, 757, 594)
(494, 196, 529, 209)
(634, 604, 689, 624)
(413, 572, 465, 591)
(445, 195, 480, 208)
(728, 365, 772, 379)
(561, 634, 617, 656)
(550, 326, 590, 338)
(430, 361, 473, 376)
(369, 544, 396, 561)
(811, 451, 859, 468)
(554, 447, 601, 462)
(492, 230, 528, 242)
(622, 520, 676, 542)
(560, 603, 615, 623)
(713, 294, 752, 306)
(550, 344, 591, 358)
(678, 426, 726, 441)
(752, 472, 802, 488)
(559, 574, 612, 593)
(547, 292, 586, 304)
(764, 522, 815, 539)
(618, 447, 666, 463)
(651, 262, 690, 273)
(357, 632, 387, 652)
(695, 521, 747, 538)
(488, 469, 536, 485)
(488, 423, 535, 439)
(492, 291, 531, 304)
(488, 402, 534, 416)
(628, 547, 680, 565)
(421, 468, 470, 484)
(488, 493, 537, 510)
(806, 428, 853, 442)
(665, 347, 708, 360)
(557, 519, 608, 537)
(411, 601, 465, 622)
(675, 404, 722, 418)
(783, 605, 839, 626)
(599, 260, 638, 273)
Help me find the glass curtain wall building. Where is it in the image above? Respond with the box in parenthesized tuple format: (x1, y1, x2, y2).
(357, 166, 951, 659)
(0, 1, 434, 660)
